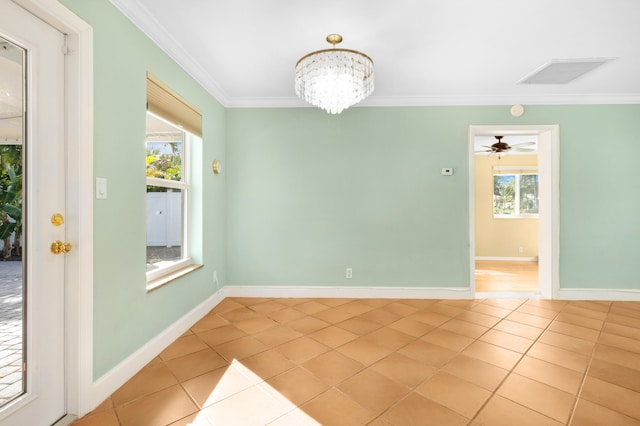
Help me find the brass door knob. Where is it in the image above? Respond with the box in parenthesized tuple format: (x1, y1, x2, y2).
(51, 240, 72, 254)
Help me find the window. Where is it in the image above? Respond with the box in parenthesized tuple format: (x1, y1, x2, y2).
(493, 172, 539, 217)
(145, 74, 201, 285)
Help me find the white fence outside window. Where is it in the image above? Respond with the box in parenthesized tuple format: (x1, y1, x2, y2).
(146, 191, 181, 246)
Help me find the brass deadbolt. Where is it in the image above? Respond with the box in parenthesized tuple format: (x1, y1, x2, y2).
(51, 213, 64, 226)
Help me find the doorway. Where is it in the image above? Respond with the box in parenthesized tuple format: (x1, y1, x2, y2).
(0, 0, 94, 421)
(469, 125, 559, 299)
(0, 1, 67, 424)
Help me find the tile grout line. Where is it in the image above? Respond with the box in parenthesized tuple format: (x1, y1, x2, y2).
(269, 299, 470, 425)
(215, 299, 630, 425)
(565, 302, 612, 426)
(356, 298, 527, 426)
(466, 298, 533, 425)
(299, 300, 425, 425)
(202, 299, 387, 425)
(468, 299, 573, 425)
(366, 298, 555, 425)
(85, 298, 638, 426)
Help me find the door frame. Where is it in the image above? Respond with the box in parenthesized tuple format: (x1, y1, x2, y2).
(13, 0, 94, 418)
(468, 124, 559, 299)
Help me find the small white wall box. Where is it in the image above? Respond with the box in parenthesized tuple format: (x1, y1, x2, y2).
(441, 168, 454, 175)
(96, 177, 107, 199)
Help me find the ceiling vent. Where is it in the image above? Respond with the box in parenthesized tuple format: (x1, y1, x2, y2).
(518, 58, 615, 84)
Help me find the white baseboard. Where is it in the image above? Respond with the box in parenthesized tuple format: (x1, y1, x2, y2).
(476, 291, 544, 299)
(53, 415, 77, 426)
(224, 285, 474, 300)
(224, 284, 640, 302)
(556, 288, 640, 301)
(475, 257, 539, 262)
(85, 288, 227, 415)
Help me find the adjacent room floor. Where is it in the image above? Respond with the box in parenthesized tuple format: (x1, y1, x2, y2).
(475, 260, 539, 293)
(75, 297, 640, 425)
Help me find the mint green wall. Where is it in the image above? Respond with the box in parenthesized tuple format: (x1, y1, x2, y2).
(227, 105, 640, 290)
(60, 0, 227, 379)
(555, 105, 640, 288)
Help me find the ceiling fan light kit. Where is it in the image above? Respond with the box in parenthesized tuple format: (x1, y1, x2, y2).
(489, 136, 511, 153)
(295, 34, 374, 114)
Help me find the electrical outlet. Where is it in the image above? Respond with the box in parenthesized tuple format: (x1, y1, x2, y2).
(346, 268, 353, 279)
(518, 246, 524, 253)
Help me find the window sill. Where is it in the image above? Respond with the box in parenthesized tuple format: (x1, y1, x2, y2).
(146, 263, 203, 292)
(493, 215, 539, 219)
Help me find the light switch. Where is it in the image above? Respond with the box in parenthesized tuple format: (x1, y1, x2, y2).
(441, 168, 454, 176)
(96, 177, 107, 199)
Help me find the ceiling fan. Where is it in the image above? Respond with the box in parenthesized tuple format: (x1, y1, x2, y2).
(477, 136, 536, 155)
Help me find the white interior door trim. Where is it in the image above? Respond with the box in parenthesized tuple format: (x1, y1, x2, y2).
(468, 124, 560, 299)
(12, 0, 95, 417)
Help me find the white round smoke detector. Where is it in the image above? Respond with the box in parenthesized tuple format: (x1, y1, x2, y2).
(510, 104, 525, 117)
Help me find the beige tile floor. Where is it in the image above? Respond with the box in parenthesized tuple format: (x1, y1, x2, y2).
(74, 297, 640, 426)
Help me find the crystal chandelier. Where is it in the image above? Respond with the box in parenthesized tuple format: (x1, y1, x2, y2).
(295, 34, 374, 114)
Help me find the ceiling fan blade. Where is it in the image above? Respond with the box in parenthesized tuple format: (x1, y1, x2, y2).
(510, 141, 536, 147)
(512, 147, 535, 152)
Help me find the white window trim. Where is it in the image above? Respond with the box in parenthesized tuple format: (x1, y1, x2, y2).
(146, 177, 187, 191)
(145, 113, 193, 285)
(146, 257, 192, 283)
(492, 165, 538, 172)
(493, 172, 540, 219)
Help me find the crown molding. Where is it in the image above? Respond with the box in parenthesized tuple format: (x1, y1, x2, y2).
(109, 0, 231, 106)
(361, 93, 640, 107)
(225, 93, 640, 109)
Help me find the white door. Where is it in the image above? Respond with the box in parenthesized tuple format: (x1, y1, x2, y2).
(0, 0, 66, 424)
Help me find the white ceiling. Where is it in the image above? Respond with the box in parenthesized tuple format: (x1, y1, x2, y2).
(110, 0, 640, 109)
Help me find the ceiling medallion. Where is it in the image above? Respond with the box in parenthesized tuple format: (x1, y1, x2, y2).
(295, 34, 374, 114)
